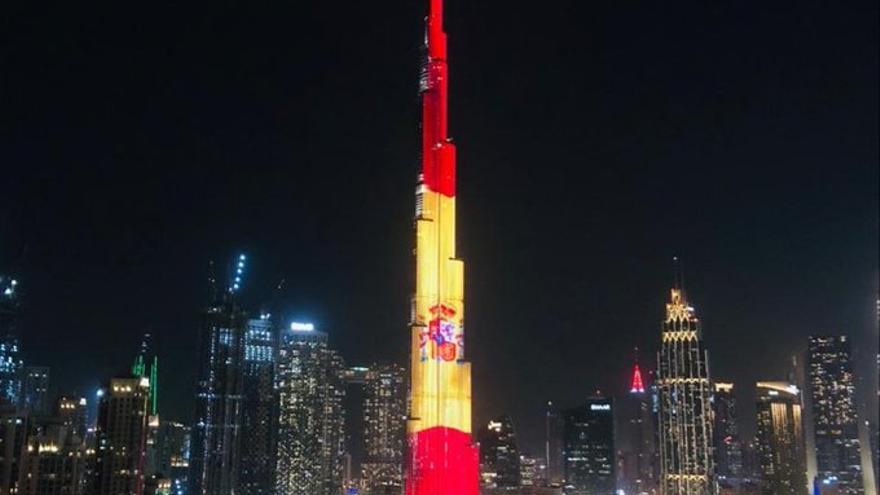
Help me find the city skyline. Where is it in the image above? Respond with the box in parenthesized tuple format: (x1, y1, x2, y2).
(2, 0, 878, 475)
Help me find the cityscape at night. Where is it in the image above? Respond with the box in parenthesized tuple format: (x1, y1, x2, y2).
(1, 0, 878, 494)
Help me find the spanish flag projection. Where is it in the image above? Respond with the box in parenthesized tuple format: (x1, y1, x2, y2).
(405, 1, 479, 494)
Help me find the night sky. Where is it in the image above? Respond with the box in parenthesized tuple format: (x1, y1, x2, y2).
(3, 0, 878, 455)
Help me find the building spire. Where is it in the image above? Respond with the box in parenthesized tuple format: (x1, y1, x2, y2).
(630, 347, 645, 394)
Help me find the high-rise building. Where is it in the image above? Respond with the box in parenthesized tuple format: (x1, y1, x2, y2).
(56, 396, 88, 442)
(22, 366, 50, 415)
(21, 416, 88, 495)
(155, 420, 190, 495)
(755, 381, 808, 495)
(807, 336, 864, 493)
(656, 280, 716, 495)
(545, 401, 564, 486)
(94, 377, 151, 495)
(0, 405, 28, 495)
(714, 382, 743, 488)
(275, 323, 346, 495)
(478, 415, 521, 490)
(361, 364, 406, 495)
(619, 358, 658, 495)
(0, 276, 23, 407)
(189, 255, 248, 495)
(519, 454, 539, 488)
(562, 396, 616, 495)
(404, 1, 479, 494)
(239, 315, 277, 495)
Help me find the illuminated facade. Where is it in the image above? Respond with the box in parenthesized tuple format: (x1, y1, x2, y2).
(190, 255, 249, 495)
(806, 336, 864, 493)
(562, 396, 616, 495)
(478, 415, 521, 489)
(404, 1, 479, 494)
(275, 324, 346, 495)
(712, 383, 743, 488)
(755, 381, 807, 495)
(657, 287, 716, 495)
(361, 364, 407, 495)
(95, 377, 151, 495)
(22, 417, 88, 495)
(0, 276, 23, 407)
(239, 316, 277, 495)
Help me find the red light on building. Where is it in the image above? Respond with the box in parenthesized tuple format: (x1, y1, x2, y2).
(630, 363, 645, 394)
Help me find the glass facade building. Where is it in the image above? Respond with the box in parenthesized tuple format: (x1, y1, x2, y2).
(189, 293, 247, 495)
(755, 381, 807, 495)
(478, 415, 521, 489)
(275, 325, 346, 495)
(239, 316, 277, 495)
(562, 396, 616, 495)
(807, 336, 864, 494)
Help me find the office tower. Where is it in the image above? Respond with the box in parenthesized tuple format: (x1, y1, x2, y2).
(755, 381, 808, 495)
(545, 402, 564, 486)
(807, 336, 864, 493)
(57, 396, 88, 441)
(189, 255, 248, 495)
(656, 279, 716, 495)
(155, 421, 190, 495)
(361, 364, 406, 495)
(0, 405, 28, 495)
(94, 377, 151, 495)
(405, 1, 479, 494)
(0, 277, 23, 407)
(562, 396, 616, 495)
(239, 315, 277, 495)
(519, 454, 539, 488)
(275, 323, 346, 495)
(21, 416, 88, 495)
(714, 382, 743, 488)
(620, 357, 658, 495)
(478, 415, 521, 489)
(22, 366, 50, 415)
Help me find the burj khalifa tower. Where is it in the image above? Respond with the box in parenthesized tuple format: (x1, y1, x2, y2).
(405, 1, 479, 494)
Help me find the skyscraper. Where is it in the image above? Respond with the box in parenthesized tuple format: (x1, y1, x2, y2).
(21, 415, 88, 495)
(94, 377, 151, 495)
(619, 357, 658, 495)
(713, 382, 743, 488)
(545, 401, 564, 486)
(657, 280, 716, 495)
(22, 366, 50, 415)
(155, 420, 190, 495)
(405, 1, 479, 494)
(755, 381, 808, 495)
(478, 415, 521, 490)
(239, 315, 277, 495)
(56, 395, 88, 442)
(0, 405, 28, 495)
(189, 255, 249, 495)
(0, 276, 23, 407)
(562, 395, 616, 495)
(806, 336, 864, 494)
(361, 364, 407, 495)
(275, 323, 346, 495)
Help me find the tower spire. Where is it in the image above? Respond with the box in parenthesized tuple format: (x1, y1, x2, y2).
(630, 347, 645, 394)
(407, 1, 478, 493)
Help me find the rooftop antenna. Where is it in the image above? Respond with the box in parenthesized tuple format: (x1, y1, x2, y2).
(672, 256, 687, 299)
